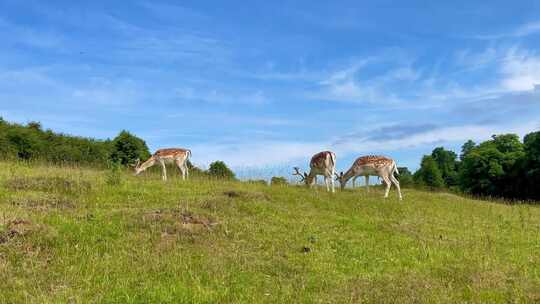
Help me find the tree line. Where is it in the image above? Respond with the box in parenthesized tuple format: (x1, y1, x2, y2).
(2, 117, 540, 199)
(0, 118, 236, 180)
(408, 132, 540, 201)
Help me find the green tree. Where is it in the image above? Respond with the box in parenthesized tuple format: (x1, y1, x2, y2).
(396, 167, 414, 187)
(109, 131, 151, 166)
(186, 160, 207, 177)
(460, 140, 476, 161)
(271, 176, 288, 186)
(522, 131, 540, 199)
(6, 127, 43, 160)
(459, 134, 525, 197)
(208, 161, 236, 180)
(414, 156, 445, 189)
(431, 147, 458, 187)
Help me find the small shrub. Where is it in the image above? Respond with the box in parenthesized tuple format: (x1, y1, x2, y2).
(246, 179, 267, 186)
(207, 161, 236, 180)
(5, 176, 91, 194)
(105, 162, 123, 186)
(271, 176, 288, 186)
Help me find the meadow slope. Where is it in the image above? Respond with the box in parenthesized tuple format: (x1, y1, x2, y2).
(0, 162, 539, 303)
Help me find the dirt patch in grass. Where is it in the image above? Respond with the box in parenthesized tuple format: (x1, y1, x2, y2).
(345, 273, 447, 303)
(5, 176, 91, 194)
(0, 219, 40, 244)
(141, 209, 219, 249)
(9, 196, 76, 211)
(142, 209, 218, 231)
(223, 190, 269, 201)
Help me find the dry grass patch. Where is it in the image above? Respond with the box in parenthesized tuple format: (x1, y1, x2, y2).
(9, 195, 76, 211)
(0, 219, 54, 252)
(5, 176, 91, 194)
(142, 209, 218, 229)
(140, 209, 220, 251)
(345, 273, 448, 303)
(223, 190, 269, 201)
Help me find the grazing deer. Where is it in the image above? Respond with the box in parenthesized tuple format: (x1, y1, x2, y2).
(293, 151, 336, 193)
(335, 156, 402, 200)
(133, 148, 191, 181)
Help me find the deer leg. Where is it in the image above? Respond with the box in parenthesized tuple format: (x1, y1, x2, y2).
(390, 174, 402, 200)
(176, 159, 186, 180)
(324, 176, 330, 192)
(330, 172, 335, 193)
(383, 176, 392, 198)
(365, 176, 369, 192)
(160, 160, 167, 181)
(352, 176, 357, 188)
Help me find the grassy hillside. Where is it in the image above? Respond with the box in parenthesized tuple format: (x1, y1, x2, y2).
(0, 162, 539, 303)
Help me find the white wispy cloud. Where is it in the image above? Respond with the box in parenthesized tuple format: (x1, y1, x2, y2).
(174, 87, 270, 105)
(500, 48, 540, 91)
(469, 20, 540, 40)
(188, 120, 540, 170)
(311, 58, 412, 104)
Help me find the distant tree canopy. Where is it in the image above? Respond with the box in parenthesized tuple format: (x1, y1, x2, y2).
(459, 134, 525, 198)
(431, 147, 458, 187)
(0, 118, 111, 164)
(109, 131, 151, 166)
(207, 161, 236, 180)
(414, 156, 445, 188)
(396, 167, 413, 187)
(271, 176, 288, 186)
(523, 131, 540, 200)
(460, 140, 476, 161)
(411, 132, 540, 200)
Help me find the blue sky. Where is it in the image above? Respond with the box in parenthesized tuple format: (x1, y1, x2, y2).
(2, 1, 540, 178)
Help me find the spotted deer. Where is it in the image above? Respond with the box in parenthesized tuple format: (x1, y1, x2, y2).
(133, 148, 191, 181)
(293, 151, 336, 193)
(336, 156, 402, 200)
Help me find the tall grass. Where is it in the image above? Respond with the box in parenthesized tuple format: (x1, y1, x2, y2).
(0, 161, 539, 303)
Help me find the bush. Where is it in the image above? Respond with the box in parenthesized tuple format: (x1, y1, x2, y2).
(431, 147, 458, 187)
(105, 162, 123, 186)
(247, 179, 268, 186)
(396, 167, 414, 187)
(109, 131, 151, 166)
(270, 176, 288, 186)
(0, 117, 112, 165)
(459, 134, 525, 198)
(414, 156, 445, 189)
(207, 161, 236, 180)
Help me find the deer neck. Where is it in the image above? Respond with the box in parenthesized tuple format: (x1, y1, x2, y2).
(342, 168, 356, 184)
(137, 157, 156, 173)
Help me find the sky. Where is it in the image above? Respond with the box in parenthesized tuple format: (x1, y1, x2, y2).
(2, 0, 540, 178)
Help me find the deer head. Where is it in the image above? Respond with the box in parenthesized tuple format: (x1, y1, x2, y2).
(292, 167, 308, 185)
(131, 158, 143, 175)
(335, 171, 346, 190)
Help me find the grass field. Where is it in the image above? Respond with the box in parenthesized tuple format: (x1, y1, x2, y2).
(0, 162, 539, 303)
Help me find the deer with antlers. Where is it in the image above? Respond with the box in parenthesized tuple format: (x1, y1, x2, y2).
(293, 151, 336, 193)
(133, 148, 191, 181)
(335, 155, 402, 200)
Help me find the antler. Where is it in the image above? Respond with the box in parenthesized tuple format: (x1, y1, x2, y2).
(292, 167, 305, 181)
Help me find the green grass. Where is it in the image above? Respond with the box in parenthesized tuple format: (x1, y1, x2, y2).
(0, 161, 539, 303)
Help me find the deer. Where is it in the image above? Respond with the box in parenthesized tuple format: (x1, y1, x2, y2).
(335, 155, 402, 200)
(293, 151, 336, 193)
(133, 148, 191, 181)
